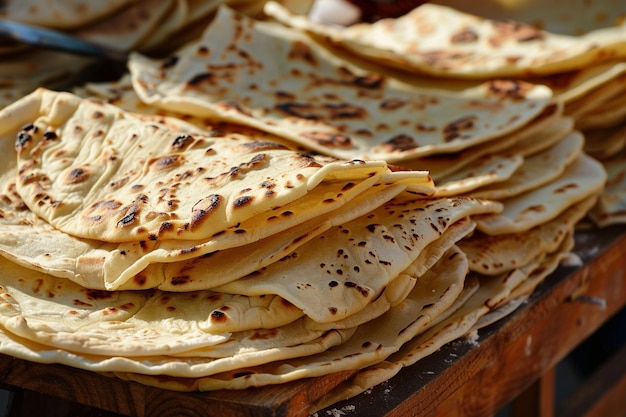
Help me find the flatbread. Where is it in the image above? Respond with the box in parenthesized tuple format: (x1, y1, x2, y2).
(309, 275, 479, 413)
(305, 218, 477, 331)
(576, 91, 626, 131)
(536, 61, 626, 104)
(584, 124, 626, 160)
(588, 147, 626, 227)
(0, 160, 433, 291)
(401, 103, 568, 180)
(113, 245, 469, 387)
(0, 245, 468, 387)
(431, 0, 626, 36)
(310, 248, 536, 410)
(129, 6, 553, 162)
(139, 181, 409, 292)
(4, 88, 418, 243)
(434, 154, 523, 197)
(265, 1, 626, 78)
(565, 73, 626, 122)
(459, 196, 597, 275)
(215, 196, 500, 323)
(475, 154, 606, 235)
(74, 0, 174, 52)
(0, 0, 135, 29)
(469, 130, 584, 200)
(0, 258, 231, 357)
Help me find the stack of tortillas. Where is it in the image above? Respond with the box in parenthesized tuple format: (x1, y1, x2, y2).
(0, 86, 513, 395)
(264, 0, 624, 228)
(0, 0, 616, 413)
(0, 0, 314, 109)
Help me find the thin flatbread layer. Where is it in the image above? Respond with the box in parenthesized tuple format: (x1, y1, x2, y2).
(431, 0, 626, 36)
(471, 230, 576, 331)
(0, 246, 467, 384)
(265, 2, 626, 79)
(216, 196, 501, 323)
(0, 151, 431, 291)
(0, 0, 135, 29)
(584, 124, 626, 160)
(588, 147, 626, 227)
(576, 91, 626, 131)
(139, 182, 410, 292)
(0, 258, 232, 357)
(129, 6, 553, 163)
(304, 218, 476, 331)
(112, 246, 469, 387)
(459, 196, 596, 275)
(535, 61, 626, 105)
(433, 154, 523, 197)
(565, 74, 626, 122)
(469, 130, 584, 200)
(475, 153, 606, 235)
(402, 103, 568, 180)
(4, 89, 419, 243)
(0, 317, 357, 379)
(0, 257, 355, 358)
(310, 275, 479, 413)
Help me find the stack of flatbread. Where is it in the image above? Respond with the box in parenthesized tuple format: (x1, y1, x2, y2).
(0, 86, 519, 398)
(0, 1, 614, 412)
(0, 0, 315, 109)
(263, 0, 624, 229)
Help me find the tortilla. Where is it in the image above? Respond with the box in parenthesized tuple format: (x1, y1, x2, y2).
(576, 92, 626, 131)
(129, 6, 553, 163)
(74, 0, 174, 52)
(5, 89, 426, 244)
(584, 124, 626, 160)
(265, 1, 626, 79)
(536, 61, 626, 105)
(0, 258, 231, 357)
(310, 275, 479, 412)
(112, 245, 469, 387)
(401, 103, 568, 180)
(469, 130, 584, 200)
(0, 245, 467, 388)
(588, 147, 626, 227)
(310, 247, 536, 409)
(564, 73, 626, 122)
(434, 154, 523, 197)
(305, 218, 476, 331)
(475, 154, 606, 235)
(0, 0, 135, 29)
(215, 196, 500, 323)
(459, 196, 597, 275)
(431, 0, 626, 36)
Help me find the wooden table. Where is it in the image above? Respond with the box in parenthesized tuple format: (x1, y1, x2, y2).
(1, 225, 625, 417)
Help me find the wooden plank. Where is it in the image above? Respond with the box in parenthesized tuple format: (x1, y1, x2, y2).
(0, 353, 356, 417)
(1, 226, 625, 417)
(0, 358, 146, 417)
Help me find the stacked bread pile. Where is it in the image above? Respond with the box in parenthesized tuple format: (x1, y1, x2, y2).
(0, 0, 618, 412)
(2, 83, 534, 395)
(0, 0, 312, 108)
(265, 0, 626, 225)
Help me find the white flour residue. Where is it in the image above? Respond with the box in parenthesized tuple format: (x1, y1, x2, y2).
(322, 405, 356, 416)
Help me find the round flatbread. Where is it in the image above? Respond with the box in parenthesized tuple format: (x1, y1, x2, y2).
(4, 89, 413, 243)
(129, 6, 553, 163)
(265, 1, 626, 79)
